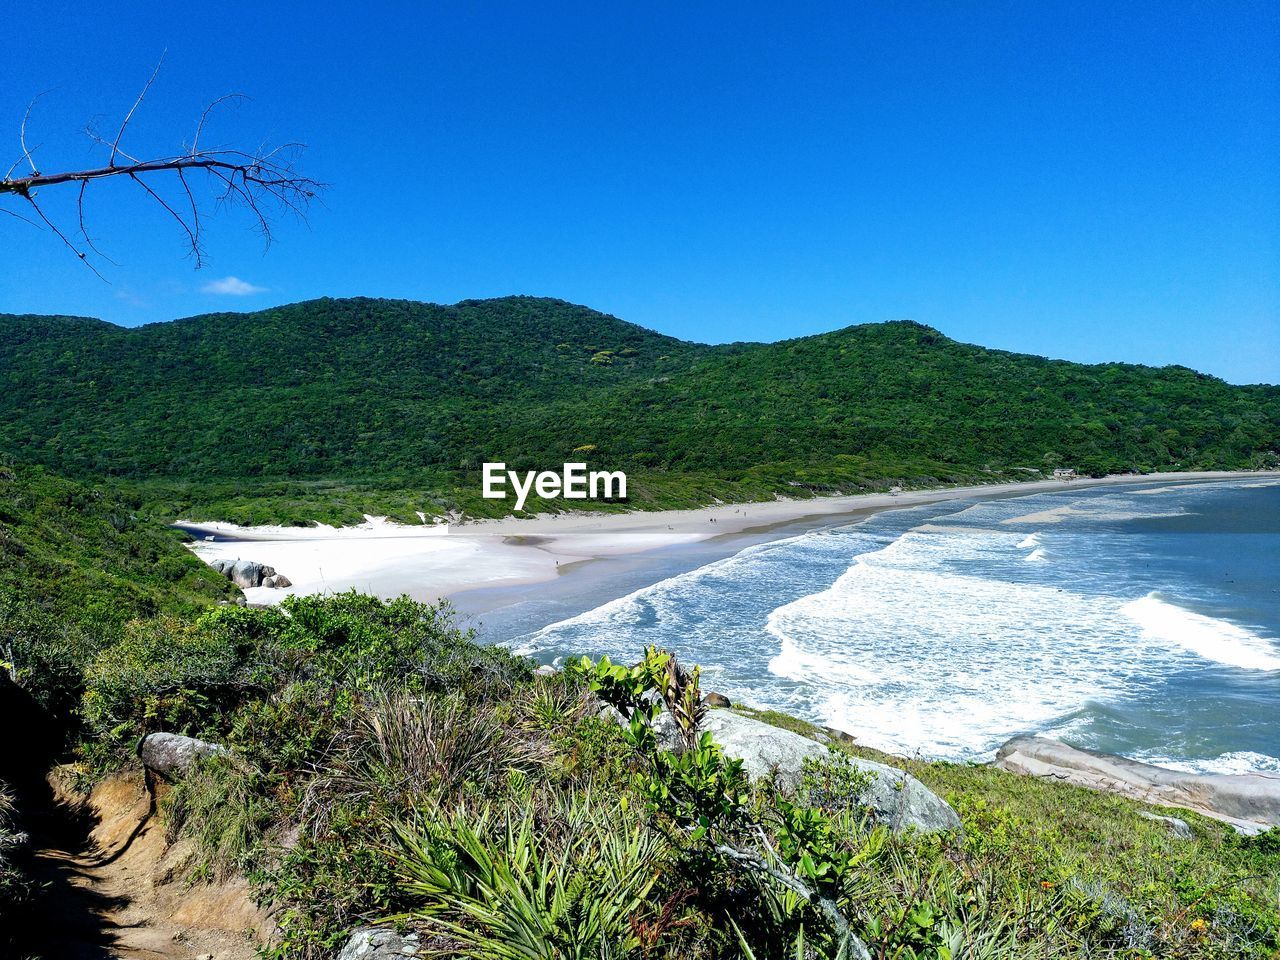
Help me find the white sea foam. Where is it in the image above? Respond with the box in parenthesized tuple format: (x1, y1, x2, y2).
(1132, 751, 1280, 776)
(512, 482, 1279, 766)
(761, 529, 1180, 758)
(1121, 594, 1280, 672)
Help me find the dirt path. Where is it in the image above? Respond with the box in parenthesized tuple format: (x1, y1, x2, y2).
(20, 771, 269, 960)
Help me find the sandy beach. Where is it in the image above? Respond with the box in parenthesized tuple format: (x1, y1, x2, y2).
(181, 470, 1275, 606)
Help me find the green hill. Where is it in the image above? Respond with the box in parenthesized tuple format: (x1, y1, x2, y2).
(2, 296, 1277, 520)
(0, 464, 234, 729)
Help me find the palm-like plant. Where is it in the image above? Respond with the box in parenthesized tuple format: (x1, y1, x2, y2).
(390, 791, 668, 959)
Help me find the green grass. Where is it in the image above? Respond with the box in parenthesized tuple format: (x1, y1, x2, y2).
(741, 709, 1280, 958)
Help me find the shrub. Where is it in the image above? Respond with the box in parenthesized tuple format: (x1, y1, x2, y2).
(81, 615, 265, 763)
(392, 789, 669, 960)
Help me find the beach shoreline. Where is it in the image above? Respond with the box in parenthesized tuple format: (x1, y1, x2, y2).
(179, 470, 1276, 607)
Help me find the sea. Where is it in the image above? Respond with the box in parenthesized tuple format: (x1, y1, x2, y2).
(471, 478, 1280, 774)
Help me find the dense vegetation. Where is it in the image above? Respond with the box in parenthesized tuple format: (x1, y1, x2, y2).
(0, 469, 1277, 958)
(2, 299, 1279, 956)
(2, 297, 1276, 523)
(0, 464, 234, 731)
(0, 464, 235, 947)
(49, 599, 1280, 958)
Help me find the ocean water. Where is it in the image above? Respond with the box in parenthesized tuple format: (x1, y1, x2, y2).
(496, 479, 1280, 774)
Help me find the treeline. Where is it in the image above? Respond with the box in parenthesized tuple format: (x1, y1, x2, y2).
(1, 298, 1276, 509)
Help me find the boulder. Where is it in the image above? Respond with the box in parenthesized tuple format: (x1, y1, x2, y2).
(996, 736, 1280, 834)
(229, 559, 265, 589)
(605, 705, 959, 833)
(138, 732, 225, 779)
(274, 574, 292, 588)
(533, 664, 558, 677)
(210, 558, 233, 575)
(703, 691, 732, 708)
(261, 575, 279, 588)
(823, 726, 858, 746)
(701, 711, 962, 834)
(337, 927, 421, 959)
(1140, 811, 1194, 839)
(261, 565, 277, 578)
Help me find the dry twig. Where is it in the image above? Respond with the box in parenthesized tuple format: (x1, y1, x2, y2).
(1, 58, 322, 276)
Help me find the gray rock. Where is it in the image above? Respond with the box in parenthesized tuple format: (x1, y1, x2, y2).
(604, 704, 959, 833)
(229, 559, 265, 589)
(210, 558, 233, 575)
(261, 565, 277, 578)
(1140, 811, 1194, 839)
(823, 726, 858, 746)
(261, 575, 279, 588)
(703, 691, 732, 708)
(337, 927, 421, 959)
(138, 732, 225, 779)
(533, 664, 558, 677)
(996, 736, 1280, 834)
(274, 574, 292, 588)
(701, 711, 962, 834)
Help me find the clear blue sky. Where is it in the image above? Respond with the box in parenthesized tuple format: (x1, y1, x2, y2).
(2, 2, 1276, 382)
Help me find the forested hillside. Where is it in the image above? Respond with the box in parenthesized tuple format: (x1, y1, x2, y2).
(1, 297, 1277, 519)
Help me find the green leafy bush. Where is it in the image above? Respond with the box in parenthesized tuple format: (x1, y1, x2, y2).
(393, 789, 668, 959)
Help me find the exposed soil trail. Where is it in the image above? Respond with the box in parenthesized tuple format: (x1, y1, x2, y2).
(20, 771, 268, 960)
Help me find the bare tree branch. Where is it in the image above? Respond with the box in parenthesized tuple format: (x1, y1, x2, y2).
(191, 93, 246, 155)
(19, 94, 47, 175)
(129, 171, 203, 266)
(22, 195, 107, 282)
(75, 179, 117, 263)
(1, 62, 322, 278)
(0, 206, 40, 228)
(110, 52, 165, 168)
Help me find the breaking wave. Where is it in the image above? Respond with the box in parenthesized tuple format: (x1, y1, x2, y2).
(1121, 594, 1280, 672)
(508, 480, 1280, 772)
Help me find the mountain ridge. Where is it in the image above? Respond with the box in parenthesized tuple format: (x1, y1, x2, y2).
(1, 296, 1277, 519)
(6, 295, 1264, 383)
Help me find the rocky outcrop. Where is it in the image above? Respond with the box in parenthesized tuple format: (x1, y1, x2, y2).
(702, 711, 962, 834)
(702, 691, 732, 708)
(610, 706, 960, 834)
(208, 558, 290, 589)
(337, 927, 421, 959)
(996, 736, 1280, 835)
(231, 560, 265, 589)
(138, 733, 225, 779)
